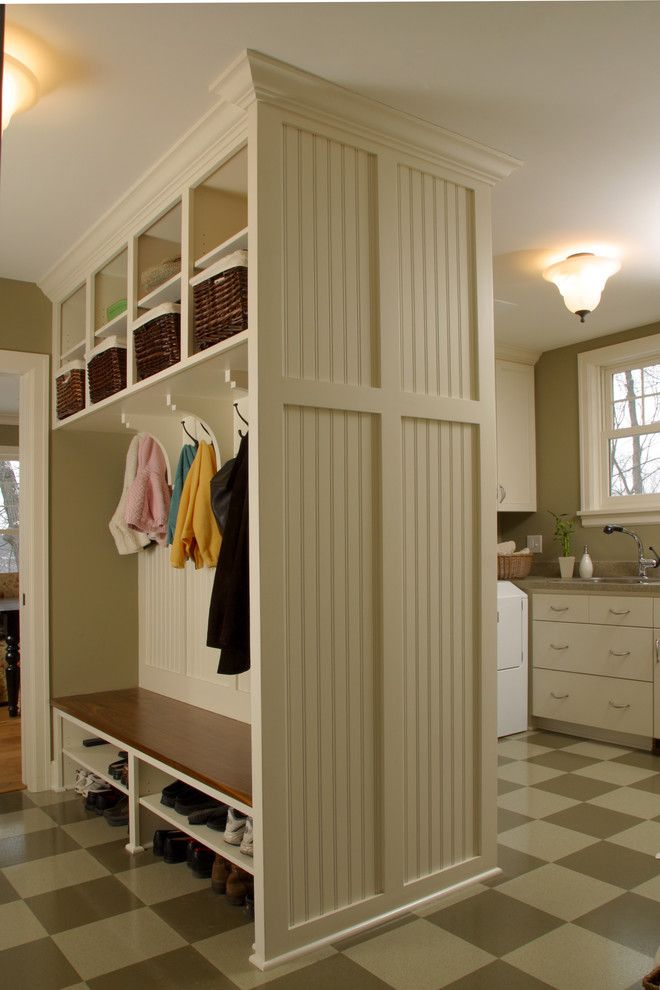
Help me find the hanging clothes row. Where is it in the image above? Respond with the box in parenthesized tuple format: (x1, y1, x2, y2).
(170, 440, 221, 569)
(109, 433, 171, 554)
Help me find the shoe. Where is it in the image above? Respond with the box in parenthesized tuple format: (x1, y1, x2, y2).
(108, 757, 128, 779)
(163, 834, 190, 863)
(226, 865, 253, 906)
(153, 829, 185, 857)
(189, 845, 215, 879)
(174, 790, 221, 816)
(239, 817, 254, 857)
(188, 803, 227, 826)
(93, 788, 123, 815)
(79, 773, 105, 797)
(103, 797, 129, 826)
(119, 764, 129, 788)
(160, 781, 193, 808)
(83, 781, 115, 812)
(211, 854, 231, 894)
(205, 806, 230, 831)
(74, 768, 90, 794)
(186, 839, 202, 869)
(244, 892, 254, 919)
(224, 807, 247, 846)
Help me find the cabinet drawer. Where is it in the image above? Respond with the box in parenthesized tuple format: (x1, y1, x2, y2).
(533, 668, 653, 737)
(533, 594, 588, 623)
(533, 622, 652, 682)
(588, 595, 652, 627)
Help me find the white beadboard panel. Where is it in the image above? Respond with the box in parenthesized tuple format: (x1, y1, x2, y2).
(401, 417, 479, 883)
(284, 405, 382, 926)
(282, 124, 378, 387)
(186, 564, 238, 690)
(398, 166, 476, 399)
(139, 546, 186, 674)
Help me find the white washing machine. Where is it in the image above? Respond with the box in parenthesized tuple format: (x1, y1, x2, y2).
(497, 581, 528, 737)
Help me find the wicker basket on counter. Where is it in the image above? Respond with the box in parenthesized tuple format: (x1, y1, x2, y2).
(87, 336, 127, 403)
(133, 304, 181, 380)
(497, 553, 533, 580)
(191, 249, 248, 351)
(56, 361, 86, 419)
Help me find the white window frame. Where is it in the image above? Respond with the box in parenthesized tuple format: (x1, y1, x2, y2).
(0, 445, 19, 574)
(579, 332, 660, 526)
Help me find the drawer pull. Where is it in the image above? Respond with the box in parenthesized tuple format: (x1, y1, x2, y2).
(608, 608, 631, 616)
(550, 691, 569, 700)
(550, 643, 569, 651)
(656, 638, 660, 664)
(608, 649, 631, 658)
(550, 606, 569, 612)
(608, 700, 631, 711)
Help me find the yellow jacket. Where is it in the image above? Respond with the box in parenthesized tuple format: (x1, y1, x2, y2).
(170, 441, 221, 568)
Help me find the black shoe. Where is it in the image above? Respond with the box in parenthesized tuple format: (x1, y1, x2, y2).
(84, 786, 115, 814)
(108, 757, 128, 780)
(204, 805, 230, 831)
(93, 789, 123, 815)
(153, 829, 186, 857)
(163, 834, 190, 864)
(189, 845, 215, 879)
(174, 790, 221, 816)
(103, 797, 129, 826)
(161, 781, 194, 808)
(188, 803, 227, 826)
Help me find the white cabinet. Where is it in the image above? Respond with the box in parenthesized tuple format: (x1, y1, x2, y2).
(495, 360, 536, 511)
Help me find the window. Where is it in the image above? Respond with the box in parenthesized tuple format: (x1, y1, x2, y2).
(0, 449, 19, 573)
(579, 333, 660, 524)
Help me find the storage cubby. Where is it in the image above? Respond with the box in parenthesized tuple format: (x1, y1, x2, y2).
(94, 249, 128, 339)
(137, 202, 182, 309)
(193, 147, 247, 269)
(59, 284, 87, 362)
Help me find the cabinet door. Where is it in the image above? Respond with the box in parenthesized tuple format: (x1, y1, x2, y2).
(496, 360, 536, 511)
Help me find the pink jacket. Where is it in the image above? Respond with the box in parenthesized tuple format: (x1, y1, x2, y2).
(124, 435, 171, 545)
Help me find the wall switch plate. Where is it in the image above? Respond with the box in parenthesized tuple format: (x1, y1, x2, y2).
(527, 535, 542, 553)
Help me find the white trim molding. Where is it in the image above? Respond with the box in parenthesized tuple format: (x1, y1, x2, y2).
(0, 350, 50, 791)
(578, 332, 660, 525)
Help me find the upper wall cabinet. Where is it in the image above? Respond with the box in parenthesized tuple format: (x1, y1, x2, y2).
(496, 359, 537, 511)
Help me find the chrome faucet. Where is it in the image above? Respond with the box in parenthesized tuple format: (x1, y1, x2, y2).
(602, 524, 660, 579)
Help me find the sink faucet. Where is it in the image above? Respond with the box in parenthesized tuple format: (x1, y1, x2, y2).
(602, 524, 660, 579)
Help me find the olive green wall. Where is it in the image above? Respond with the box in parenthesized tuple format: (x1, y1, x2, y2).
(499, 319, 660, 568)
(0, 277, 138, 697)
(0, 425, 19, 446)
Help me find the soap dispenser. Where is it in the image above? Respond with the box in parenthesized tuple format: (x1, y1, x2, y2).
(579, 546, 593, 579)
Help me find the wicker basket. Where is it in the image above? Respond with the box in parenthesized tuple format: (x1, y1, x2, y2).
(191, 249, 248, 351)
(643, 967, 660, 990)
(87, 336, 127, 403)
(56, 361, 86, 419)
(140, 257, 180, 296)
(497, 553, 533, 580)
(133, 304, 181, 381)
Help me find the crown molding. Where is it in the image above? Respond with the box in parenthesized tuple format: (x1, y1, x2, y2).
(215, 51, 521, 186)
(495, 343, 541, 365)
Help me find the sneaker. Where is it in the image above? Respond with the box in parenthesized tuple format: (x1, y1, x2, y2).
(224, 807, 247, 846)
(239, 817, 254, 856)
(74, 768, 92, 794)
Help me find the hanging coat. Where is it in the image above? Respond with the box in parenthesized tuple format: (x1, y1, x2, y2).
(207, 434, 249, 674)
(109, 434, 152, 555)
(170, 441, 220, 568)
(124, 435, 171, 546)
(167, 443, 197, 545)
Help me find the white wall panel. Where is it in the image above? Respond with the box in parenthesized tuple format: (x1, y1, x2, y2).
(398, 166, 476, 399)
(186, 565, 237, 690)
(282, 125, 378, 387)
(401, 418, 479, 882)
(139, 546, 186, 674)
(283, 405, 381, 925)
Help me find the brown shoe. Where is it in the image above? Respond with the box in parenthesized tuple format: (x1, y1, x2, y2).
(226, 865, 254, 906)
(211, 854, 231, 894)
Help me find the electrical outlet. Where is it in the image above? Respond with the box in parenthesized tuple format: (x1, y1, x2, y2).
(527, 535, 542, 554)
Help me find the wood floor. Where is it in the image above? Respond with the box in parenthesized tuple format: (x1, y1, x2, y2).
(0, 707, 23, 793)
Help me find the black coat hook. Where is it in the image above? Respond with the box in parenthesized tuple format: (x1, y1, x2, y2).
(233, 403, 249, 438)
(181, 421, 198, 446)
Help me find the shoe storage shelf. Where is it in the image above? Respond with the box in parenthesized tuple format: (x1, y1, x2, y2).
(43, 51, 516, 969)
(52, 689, 253, 873)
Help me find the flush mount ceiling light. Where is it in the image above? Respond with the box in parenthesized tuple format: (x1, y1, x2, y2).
(2, 53, 39, 132)
(543, 252, 621, 322)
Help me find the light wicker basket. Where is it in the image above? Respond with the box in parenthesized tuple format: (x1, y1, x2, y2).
(87, 336, 127, 403)
(497, 553, 533, 580)
(191, 249, 248, 351)
(56, 361, 86, 419)
(133, 304, 181, 381)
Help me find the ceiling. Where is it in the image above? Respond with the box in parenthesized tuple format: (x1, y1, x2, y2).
(2, 1, 660, 355)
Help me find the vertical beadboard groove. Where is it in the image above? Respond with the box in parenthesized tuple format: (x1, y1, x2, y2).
(282, 125, 376, 386)
(139, 547, 186, 674)
(284, 405, 380, 925)
(402, 418, 478, 882)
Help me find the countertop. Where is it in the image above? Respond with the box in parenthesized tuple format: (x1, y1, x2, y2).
(513, 577, 660, 595)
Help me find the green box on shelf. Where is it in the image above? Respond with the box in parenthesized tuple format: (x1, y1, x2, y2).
(106, 298, 127, 322)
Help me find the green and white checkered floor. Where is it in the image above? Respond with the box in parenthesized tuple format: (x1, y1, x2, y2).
(1, 729, 659, 989)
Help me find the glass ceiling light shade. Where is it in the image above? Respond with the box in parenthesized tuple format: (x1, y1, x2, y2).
(543, 252, 621, 322)
(1, 54, 39, 132)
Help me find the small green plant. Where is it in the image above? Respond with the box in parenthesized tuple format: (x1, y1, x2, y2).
(549, 511, 576, 557)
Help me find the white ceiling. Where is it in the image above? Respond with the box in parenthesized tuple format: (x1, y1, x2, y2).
(3, 1, 660, 355)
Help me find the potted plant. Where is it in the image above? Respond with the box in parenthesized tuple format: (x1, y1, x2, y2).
(549, 511, 576, 579)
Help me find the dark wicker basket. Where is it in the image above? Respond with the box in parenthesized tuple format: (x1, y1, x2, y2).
(56, 363, 86, 419)
(192, 252, 248, 351)
(133, 305, 181, 381)
(88, 340, 127, 403)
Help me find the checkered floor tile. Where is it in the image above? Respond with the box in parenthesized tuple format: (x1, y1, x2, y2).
(0, 730, 658, 988)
